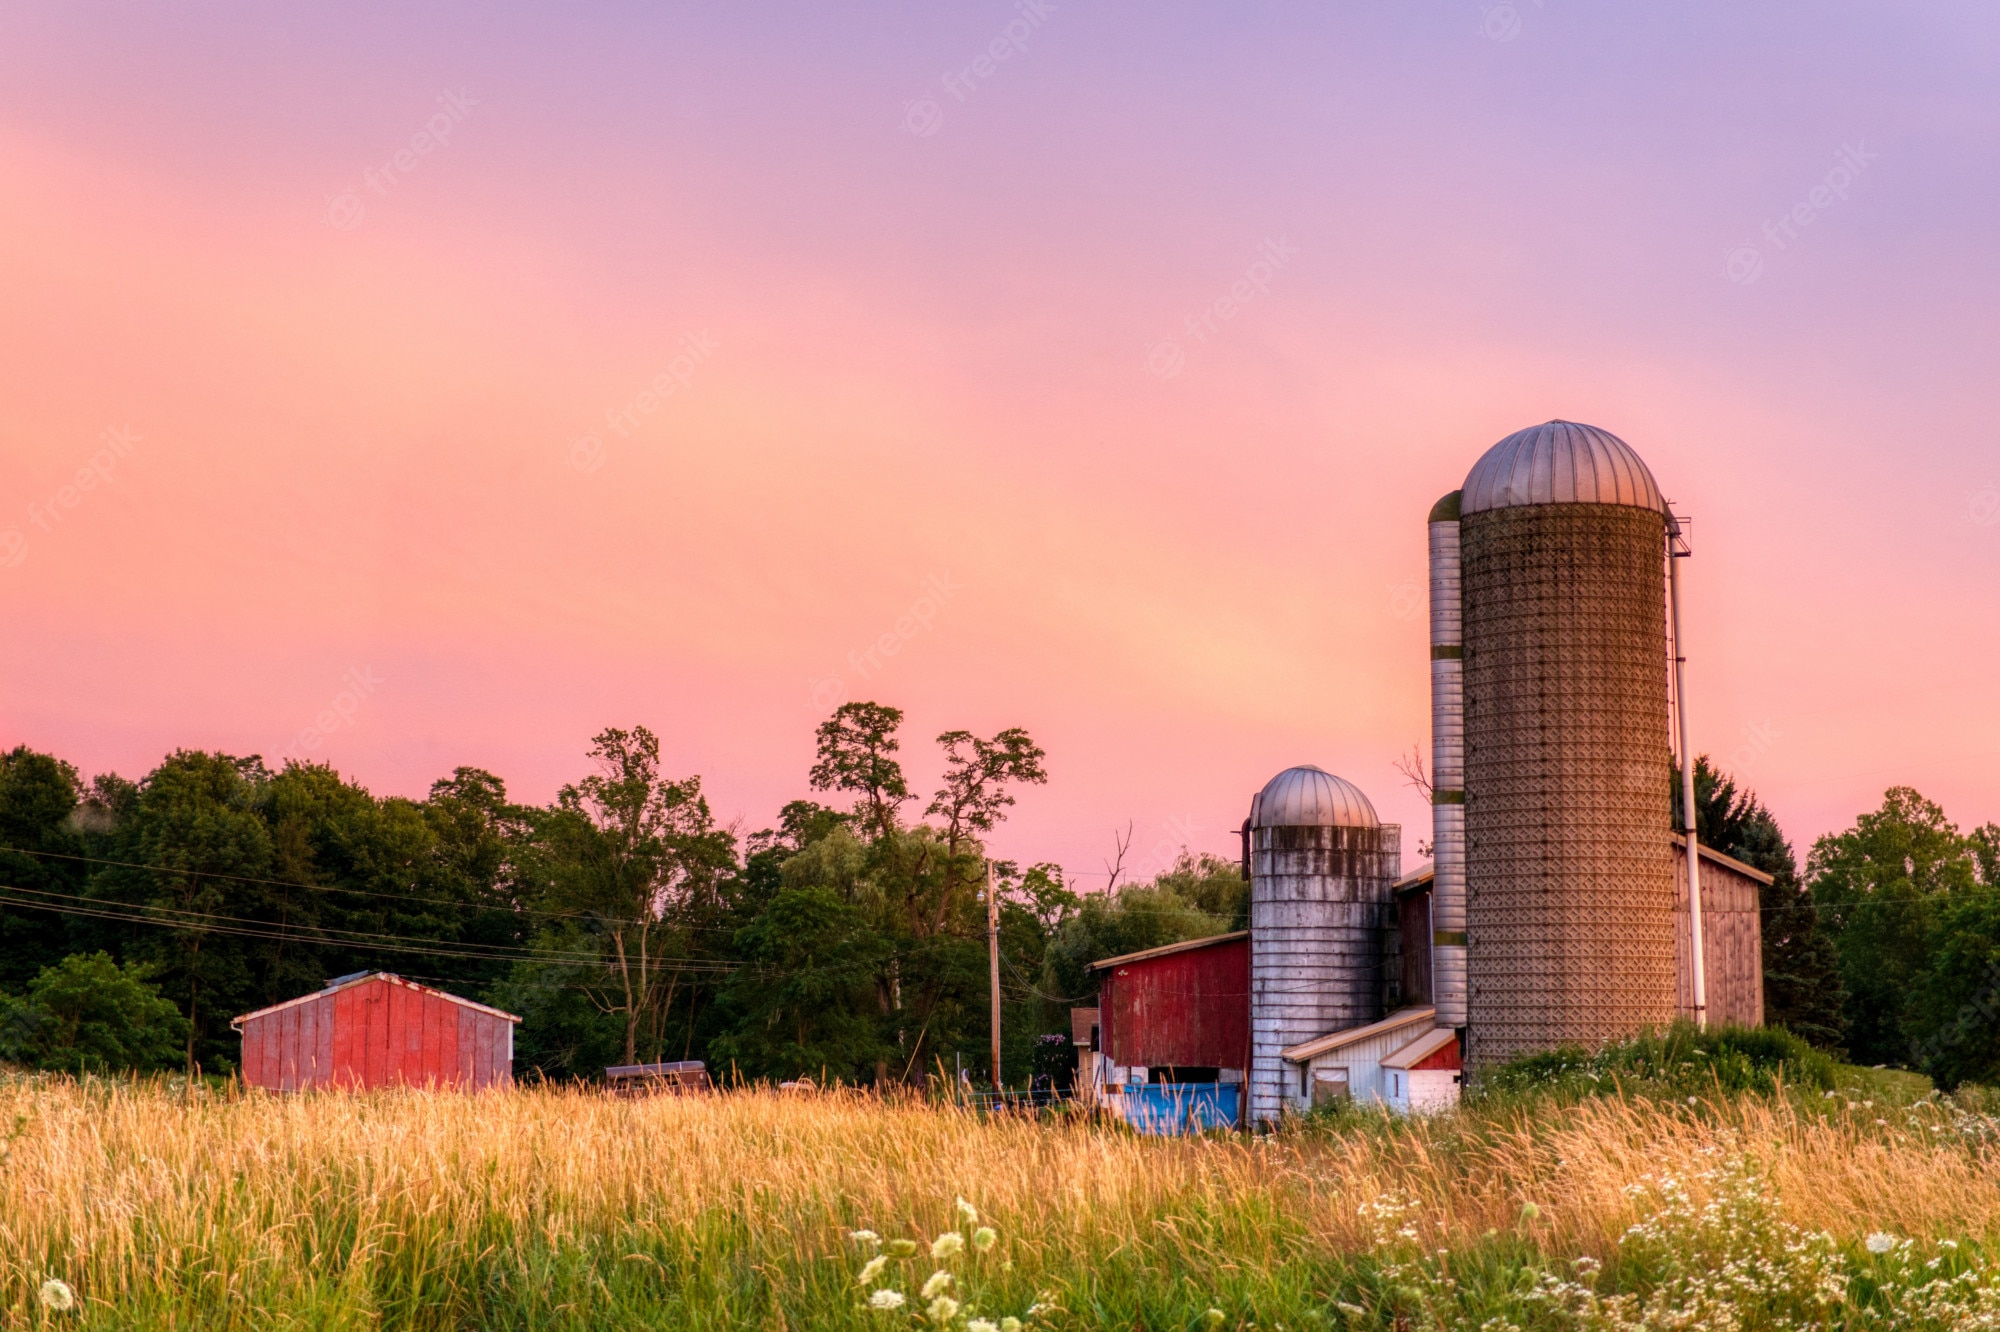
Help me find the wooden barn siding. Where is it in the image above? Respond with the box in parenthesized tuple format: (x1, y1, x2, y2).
(1102, 938, 1251, 1071)
(1397, 889, 1433, 1007)
(242, 977, 512, 1092)
(1675, 847, 1765, 1028)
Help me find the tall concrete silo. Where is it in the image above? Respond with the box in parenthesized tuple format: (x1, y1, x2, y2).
(1456, 421, 1678, 1068)
(1426, 491, 1469, 1035)
(1247, 766, 1399, 1123)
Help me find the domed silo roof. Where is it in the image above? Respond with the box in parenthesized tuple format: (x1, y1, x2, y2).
(1250, 765, 1379, 830)
(1460, 420, 1663, 515)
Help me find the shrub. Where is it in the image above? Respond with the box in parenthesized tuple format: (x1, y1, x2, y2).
(1477, 1021, 1838, 1103)
(0, 951, 189, 1074)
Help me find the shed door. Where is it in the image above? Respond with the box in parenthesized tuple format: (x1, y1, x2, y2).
(1312, 1068, 1350, 1107)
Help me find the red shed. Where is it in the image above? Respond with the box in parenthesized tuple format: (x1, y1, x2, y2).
(1090, 931, 1250, 1080)
(231, 972, 520, 1091)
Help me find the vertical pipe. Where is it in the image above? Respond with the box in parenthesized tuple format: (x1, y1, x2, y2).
(1668, 515, 1708, 1029)
(1427, 492, 1469, 1031)
(988, 860, 1003, 1087)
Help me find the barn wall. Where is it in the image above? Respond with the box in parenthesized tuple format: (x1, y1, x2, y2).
(240, 977, 515, 1092)
(1397, 888, 1433, 1007)
(1675, 846, 1765, 1028)
(1100, 939, 1250, 1072)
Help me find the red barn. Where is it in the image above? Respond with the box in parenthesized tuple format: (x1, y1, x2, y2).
(231, 972, 520, 1091)
(1089, 931, 1250, 1088)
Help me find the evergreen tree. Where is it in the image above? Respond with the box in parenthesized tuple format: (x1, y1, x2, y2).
(1676, 757, 1846, 1050)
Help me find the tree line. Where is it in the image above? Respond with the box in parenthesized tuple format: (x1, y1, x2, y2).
(0, 703, 1240, 1086)
(1, 714, 1995, 1087)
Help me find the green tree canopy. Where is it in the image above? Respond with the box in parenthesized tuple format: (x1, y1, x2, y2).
(0, 951, 187, 1074)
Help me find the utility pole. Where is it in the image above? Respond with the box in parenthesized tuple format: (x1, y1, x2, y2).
(987, 859, 1002, 1092)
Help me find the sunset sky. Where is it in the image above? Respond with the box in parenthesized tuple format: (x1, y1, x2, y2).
(3, 2, 1997, 884)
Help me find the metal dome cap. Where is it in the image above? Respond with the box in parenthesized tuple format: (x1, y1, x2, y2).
(1250, 765, 1379, 829)
(1461, 420, 1663, 515)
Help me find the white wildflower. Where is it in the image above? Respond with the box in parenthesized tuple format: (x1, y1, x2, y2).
(868, 1288, 906, 1310)
(956, 1196, 980, 1224)
(928, 1295, 961, 1322)
(857, 1255, 889, 1286)
(1519, 1202, 1541, 1222)
(1204, 1309, 1227, 1326)
(851, 1229, 881, 1247)
(39, 1280, 75, 1313)
(1866, 1232, 1897, 1255)
(921, 1270, 954, 1299)
(1001, 1319, 1023, 1332)
(968, 1321, 1000, 1332)
(932, 1231, 966, 1259)
(887, 1239, 919, 1257)
(973, 1225, 998, 1252)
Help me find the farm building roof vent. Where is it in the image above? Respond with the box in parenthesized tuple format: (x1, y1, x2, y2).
(1250, 765, 1379, 830)
(1460, 420, 1663, 515)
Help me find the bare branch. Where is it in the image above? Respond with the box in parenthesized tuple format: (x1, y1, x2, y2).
(1393, 744, 1432, 798)
(1103, 820, 1134, 893)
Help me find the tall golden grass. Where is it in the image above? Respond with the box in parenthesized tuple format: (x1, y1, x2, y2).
(1, 1076, 1995, 1327)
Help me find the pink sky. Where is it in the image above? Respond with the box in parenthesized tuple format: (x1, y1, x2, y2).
(3, 3, 1998, 883)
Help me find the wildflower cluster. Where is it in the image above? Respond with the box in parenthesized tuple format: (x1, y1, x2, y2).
(1338, 1150, 2000, 1329)
(848, 1197, 1047, 1328)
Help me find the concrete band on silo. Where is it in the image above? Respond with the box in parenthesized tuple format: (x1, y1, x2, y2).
(1247, 822, 1399, 1124)
(1426, 492, 1469, 1030)
(1460, 501, 1677, 1069)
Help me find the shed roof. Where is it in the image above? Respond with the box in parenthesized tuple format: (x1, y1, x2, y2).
(1381, 1025, 1458, 1070)
(230, 971, 522, 1030)
(1089, 930, 1249, 973)
(1280, 1005, 1435, 1063)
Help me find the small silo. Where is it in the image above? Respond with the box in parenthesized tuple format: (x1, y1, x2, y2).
(1457, 421, 1678, 1068)
(1247, 766, 1399, 1123)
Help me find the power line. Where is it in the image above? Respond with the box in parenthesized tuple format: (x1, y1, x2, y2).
(0, 883, 746, 975)
(0, 843, 700, 932)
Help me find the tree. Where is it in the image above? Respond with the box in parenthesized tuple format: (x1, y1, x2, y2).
(87, 751, 279, 1074)
(1676, 757, 1845, 1050)
(1809, 787, 1982, 1067)
(810, 703, 911, 837)
(927, 729, 1049, 859)
(0, 747, 90, 993)
(0, 951, 188, 1074)
(521, 727, 735, 1069)
(707, 886, 889, 1081)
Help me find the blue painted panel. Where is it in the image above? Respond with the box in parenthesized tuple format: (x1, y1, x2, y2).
(1123, 1083, 1240, 1135)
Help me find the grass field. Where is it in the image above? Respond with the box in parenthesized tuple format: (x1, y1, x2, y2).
(5, 1072, 2000, 1329)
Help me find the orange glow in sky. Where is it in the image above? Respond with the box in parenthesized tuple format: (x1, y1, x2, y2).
(3, 5, 1997, 879)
